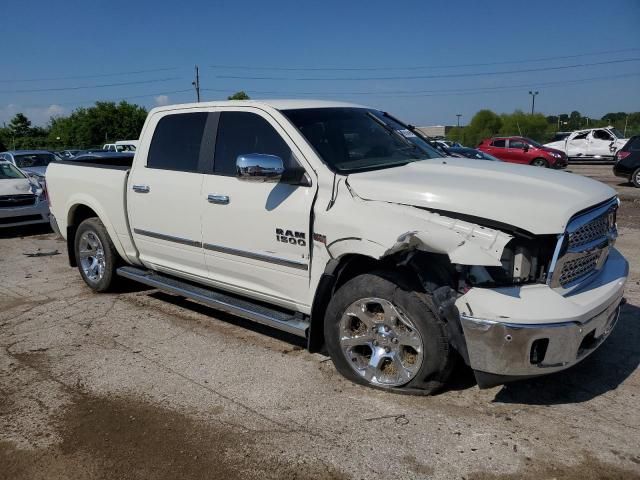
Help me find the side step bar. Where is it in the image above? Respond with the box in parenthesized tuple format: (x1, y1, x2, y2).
(117, 266, 309, 338)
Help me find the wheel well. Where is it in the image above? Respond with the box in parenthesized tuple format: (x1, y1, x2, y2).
(66, 204, 99, 267)
(307, 253, 430, 353)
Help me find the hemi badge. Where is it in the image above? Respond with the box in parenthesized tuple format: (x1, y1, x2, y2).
(313, 233, 327, 244)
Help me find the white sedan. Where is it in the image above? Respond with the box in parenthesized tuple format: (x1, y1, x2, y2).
(0, 161, 50, 228)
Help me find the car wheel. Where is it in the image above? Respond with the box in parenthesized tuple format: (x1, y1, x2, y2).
(74, 217, 119, 292)
(324, 271, 455, 395)
(530, 158, 549, 168)
(632, 168, 640, 188)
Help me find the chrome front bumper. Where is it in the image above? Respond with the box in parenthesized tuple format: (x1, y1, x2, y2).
(457, 248, 628, 379)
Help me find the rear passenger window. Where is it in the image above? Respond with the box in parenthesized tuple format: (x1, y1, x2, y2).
(491, 139, 506, 148)
(147, 112, 209, 171)
(214, 112, 293, 176)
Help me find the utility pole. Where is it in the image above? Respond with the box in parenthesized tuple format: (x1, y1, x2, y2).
(192, 65, 201, 103)
(456, 114, 462, 127)
(624, 115, 629, 137)
(528, 91, 539, 115)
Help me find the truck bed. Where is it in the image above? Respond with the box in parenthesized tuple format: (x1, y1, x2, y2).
(46, 161, 137, 264)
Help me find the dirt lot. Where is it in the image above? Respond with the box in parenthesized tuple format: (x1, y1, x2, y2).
(1, 165, 639, 480)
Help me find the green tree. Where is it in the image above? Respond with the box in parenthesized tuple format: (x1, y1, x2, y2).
(228, 91, 250, 100)
(48, 101, 147, 148)
(8, 113, 32, 137)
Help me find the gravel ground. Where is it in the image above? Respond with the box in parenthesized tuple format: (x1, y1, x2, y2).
(1, 165, 639, 480)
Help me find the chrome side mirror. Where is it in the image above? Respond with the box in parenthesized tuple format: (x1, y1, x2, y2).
(236, 154, 284, 182)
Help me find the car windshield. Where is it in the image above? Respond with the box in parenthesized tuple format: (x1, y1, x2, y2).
(282, 108, 441, 173)
(610, 128, 624, 138)
(14, 153, 55, 168)
(0, 162, 25, 179)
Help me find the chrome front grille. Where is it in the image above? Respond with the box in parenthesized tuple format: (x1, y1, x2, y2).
(550, 198, 617, 292)
(568, 215, 611, 249)
(558, 250, 603, 286)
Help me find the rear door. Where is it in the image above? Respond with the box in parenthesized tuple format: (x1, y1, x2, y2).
(128, 110, 216, 278)
(567, 131, 589, 157)
(200, 108, 316, 308)
(485, 138, 507, 160)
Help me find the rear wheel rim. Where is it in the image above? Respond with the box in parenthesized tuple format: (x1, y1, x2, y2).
(634, 170, 640, 186)
(78, 231, 106, 283)
(339, 297, 424, 387)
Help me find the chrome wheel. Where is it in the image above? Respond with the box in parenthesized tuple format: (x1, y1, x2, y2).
(634, 169, 640, 187)
(531, 158, 547, 167)
(339, 297, 424, 387)
(78, 230, 106, 283)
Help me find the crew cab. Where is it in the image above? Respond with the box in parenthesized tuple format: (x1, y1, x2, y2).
(545, 127, 628, 162)
(46, 100, 628, 393)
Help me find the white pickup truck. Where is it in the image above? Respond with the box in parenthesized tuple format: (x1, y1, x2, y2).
(47, 100, 628, 394)
(544, 126, 628, 162)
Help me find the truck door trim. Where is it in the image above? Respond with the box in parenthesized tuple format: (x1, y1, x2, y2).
(203, 242, 308, 270)
(133, 228, 201, 248)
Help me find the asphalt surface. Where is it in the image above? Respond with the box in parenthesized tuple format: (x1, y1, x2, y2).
(1, 165, 639, 479)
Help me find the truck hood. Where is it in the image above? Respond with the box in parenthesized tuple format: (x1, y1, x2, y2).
(346, 158, 615, 235)
(0, 178, 33, 196)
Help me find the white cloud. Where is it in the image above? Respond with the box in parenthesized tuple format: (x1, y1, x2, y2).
(154, 95, 170, 106)
(0, 103, 67, 127)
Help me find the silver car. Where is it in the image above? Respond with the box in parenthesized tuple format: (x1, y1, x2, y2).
(0, 160, 50, 228)
(0, 150, 58, 181)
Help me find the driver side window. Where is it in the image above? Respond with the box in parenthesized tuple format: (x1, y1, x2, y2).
(593, 130, 613, 141)
(213, 111, 299, 176)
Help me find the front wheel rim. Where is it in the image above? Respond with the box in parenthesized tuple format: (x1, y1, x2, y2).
(78, 231, 106, 283)
(532, 159, 546, 167)
(339, 297, 424, 387)
(634, 170, 640, 185)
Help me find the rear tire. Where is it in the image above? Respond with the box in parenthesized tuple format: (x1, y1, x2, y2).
(632, 168, 640, 188)
(74, 217, 119, 292)
(530, 158, 549, 168)
(324, 271, 455, 395)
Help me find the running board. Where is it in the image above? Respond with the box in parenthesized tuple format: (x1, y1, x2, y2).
(117, 266, 309, 338)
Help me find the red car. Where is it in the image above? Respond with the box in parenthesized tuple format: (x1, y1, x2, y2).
(477, 136, 567, 169)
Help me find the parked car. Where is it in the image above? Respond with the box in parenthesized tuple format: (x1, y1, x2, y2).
(544, 127, 628, 162)
(0, 150, 58, 180)
(57, 150, 82, 159)
(613, 135, 640, 187)
(477, 136, 567, 168)
(435, 139, 462, 149)
(0, 160, 50, 228)
(102, 140, 139, 152)
(47, 100, 627, 394)
(447, 147, 502, 161)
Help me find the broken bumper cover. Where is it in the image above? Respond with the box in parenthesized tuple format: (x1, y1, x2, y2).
(457, 248, 628, 385)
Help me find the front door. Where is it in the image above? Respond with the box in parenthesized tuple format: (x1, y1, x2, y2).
(505, 138, 529, 164)
(588, 129, 614, 157)
(200, 108, 316, 308)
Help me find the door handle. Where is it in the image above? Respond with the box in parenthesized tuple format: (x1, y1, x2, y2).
(132, 184, 150, 193)
(207, 194, 230, 205)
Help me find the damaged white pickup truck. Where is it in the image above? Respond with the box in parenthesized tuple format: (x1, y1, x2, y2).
(46, 100, 628, 394)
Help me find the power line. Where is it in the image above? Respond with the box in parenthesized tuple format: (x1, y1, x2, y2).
(0, 77, 183, 94)
(210, 47, 640, 72)
(202, 72, 640, 97)
(215, 58, 640, 81)
(0, 67, 181, 84)
(16, 89, 194, 109)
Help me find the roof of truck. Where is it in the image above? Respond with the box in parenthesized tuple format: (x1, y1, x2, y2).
(149, 99, 367, 114)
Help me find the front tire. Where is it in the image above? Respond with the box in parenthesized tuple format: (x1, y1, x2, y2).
(530, 158, 549, 168)
(324, 271, 455, 395)
(631, 168, 640, 188)
(74, 217, 119, 292)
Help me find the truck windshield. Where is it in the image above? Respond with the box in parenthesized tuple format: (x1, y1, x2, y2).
(282, 108, 441, 173)
(610, 128, 624, 138)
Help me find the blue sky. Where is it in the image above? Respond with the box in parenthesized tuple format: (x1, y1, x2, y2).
(1, 0, 639, 126)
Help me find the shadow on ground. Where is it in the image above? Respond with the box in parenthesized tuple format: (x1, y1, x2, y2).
(492, 302, 640, 405)
(0, 223, 52, 239)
